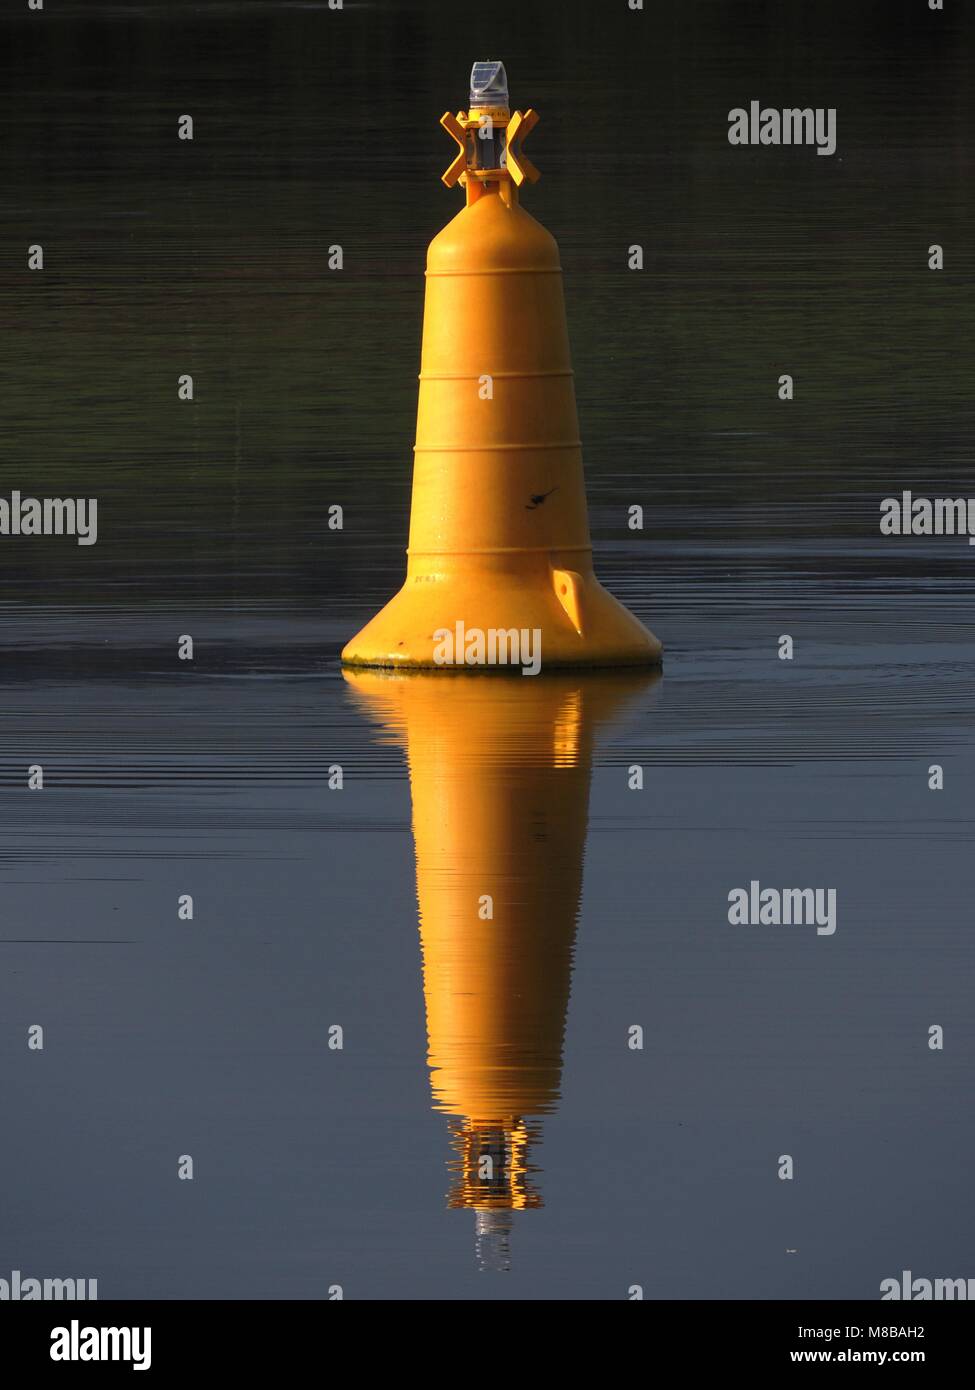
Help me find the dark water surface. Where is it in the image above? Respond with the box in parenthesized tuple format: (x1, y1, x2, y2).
(1, 1, 973, 1298)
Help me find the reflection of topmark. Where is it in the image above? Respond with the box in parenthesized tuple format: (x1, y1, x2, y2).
(433, 621, 542, 676)
(0, 490, 98, 546)
(880, 492, 975, 545)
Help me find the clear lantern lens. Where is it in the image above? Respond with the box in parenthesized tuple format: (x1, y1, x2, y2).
(469, 61, 508, 109)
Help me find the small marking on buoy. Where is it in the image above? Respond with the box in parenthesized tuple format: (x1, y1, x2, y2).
(526, 486, 558, 510)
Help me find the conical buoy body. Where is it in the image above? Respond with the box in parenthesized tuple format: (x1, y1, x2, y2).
(342, 65, 661, 673)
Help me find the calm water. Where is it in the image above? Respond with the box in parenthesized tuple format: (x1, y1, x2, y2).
(1, 0, 973, 1299)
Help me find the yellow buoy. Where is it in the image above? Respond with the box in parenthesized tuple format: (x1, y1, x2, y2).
(342, 61, 662, 673)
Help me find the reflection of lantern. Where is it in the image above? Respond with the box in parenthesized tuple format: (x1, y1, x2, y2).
(344, 669, 658, 1269)
(342, 62, 661, 673)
